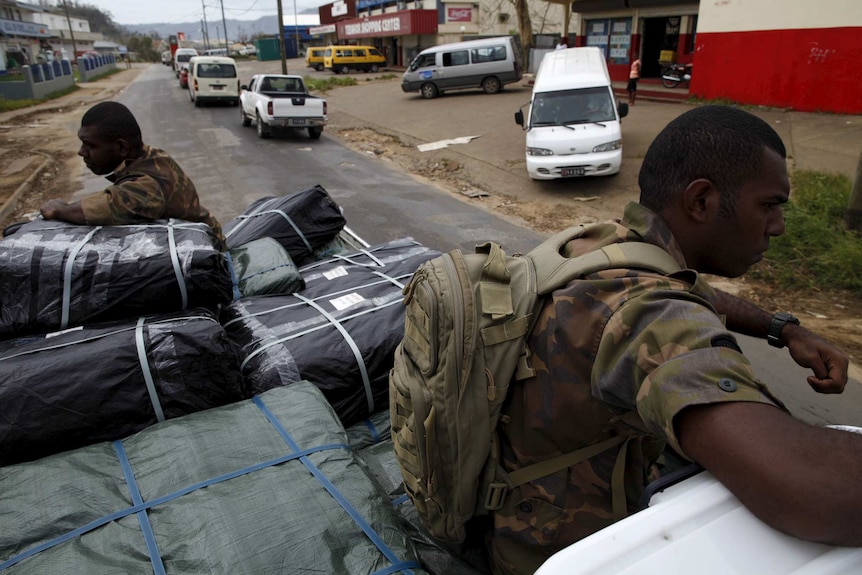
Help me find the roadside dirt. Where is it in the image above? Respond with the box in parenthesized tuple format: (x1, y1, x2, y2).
(1, 102, 860, 373)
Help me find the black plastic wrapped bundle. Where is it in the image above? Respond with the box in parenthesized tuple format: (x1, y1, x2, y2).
(0, 308, 245, 467)
(223, 184, 346, 266)
(221, 238, 440, 427)
(0, 219, 232, 340)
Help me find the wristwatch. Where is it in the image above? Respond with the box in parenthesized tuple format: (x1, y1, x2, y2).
(767, 312, 800, 348)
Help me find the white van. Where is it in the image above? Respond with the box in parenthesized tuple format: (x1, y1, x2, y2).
(401, 37, 522, 99)
(515, 47, 628, 180)
(187, 56, 240, 107)
(173, 48, 198, 77)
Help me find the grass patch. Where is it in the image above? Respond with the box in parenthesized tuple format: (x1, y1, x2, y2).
(0, 84, 80, 112)
(751, 170, 862, 296)
(303, 75, 357, 93)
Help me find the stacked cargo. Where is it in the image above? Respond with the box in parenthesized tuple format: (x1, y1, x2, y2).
(0, 185, 438, 574)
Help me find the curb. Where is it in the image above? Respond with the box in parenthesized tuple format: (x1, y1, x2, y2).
(0, 155, 53, 226)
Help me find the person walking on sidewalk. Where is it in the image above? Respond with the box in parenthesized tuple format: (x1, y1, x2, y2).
(39, 101, 225, 249)
(628, 51, 641, 105)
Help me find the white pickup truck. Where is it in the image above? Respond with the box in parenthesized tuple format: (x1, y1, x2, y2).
(239, 74, 327, 140)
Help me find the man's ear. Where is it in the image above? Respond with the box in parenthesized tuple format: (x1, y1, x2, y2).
(114, 138, 132, 160)
(681, 178, 720, 224)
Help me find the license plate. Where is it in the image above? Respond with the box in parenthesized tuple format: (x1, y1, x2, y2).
(290, 119, 307, 125)
(561, 167, 585, 177)
(212, 85, 224, 91)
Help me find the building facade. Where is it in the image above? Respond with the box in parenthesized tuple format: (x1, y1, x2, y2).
(570, 0, 862, 114)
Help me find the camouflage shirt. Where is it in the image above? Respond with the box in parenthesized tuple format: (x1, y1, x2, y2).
(79, 145, 225, 250)
(490, 202, 786, 575)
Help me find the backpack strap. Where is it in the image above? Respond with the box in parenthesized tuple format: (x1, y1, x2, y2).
(529, 225, 683, 295)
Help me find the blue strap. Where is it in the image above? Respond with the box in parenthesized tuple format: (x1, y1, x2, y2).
(254, 396, 415, 575)
(391, 494, 410, 507)
(363, 418, 381, 444)
(223, 251, 242, 301)
(114, 441, 166, 575)
(0, 442, 347, 571)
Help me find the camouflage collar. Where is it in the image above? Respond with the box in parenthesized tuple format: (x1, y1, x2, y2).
(622, 202, 688, 269)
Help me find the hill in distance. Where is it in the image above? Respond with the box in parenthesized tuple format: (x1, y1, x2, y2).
(122, 12, 314, 43)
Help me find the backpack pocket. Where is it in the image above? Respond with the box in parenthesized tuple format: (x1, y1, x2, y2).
(401, 272, 438, 376)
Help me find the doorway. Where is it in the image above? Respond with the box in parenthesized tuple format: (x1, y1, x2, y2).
(641, 17, 679, 78)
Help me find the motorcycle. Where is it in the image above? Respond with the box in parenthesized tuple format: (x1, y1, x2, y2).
(660, 62, 692, 89)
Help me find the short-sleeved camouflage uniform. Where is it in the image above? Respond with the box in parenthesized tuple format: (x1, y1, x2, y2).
(490, 201, 786, 575)
(79, 145, 225, 250)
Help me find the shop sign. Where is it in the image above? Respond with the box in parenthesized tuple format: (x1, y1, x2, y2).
(0, 18, 49, 38)
(447, 7, 472, 22)
(341, 14, 406, 38)
(332, 1, 348, 17)
(309, 24, 337, 35)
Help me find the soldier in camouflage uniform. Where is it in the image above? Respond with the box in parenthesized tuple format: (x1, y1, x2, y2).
(490, 105, 860, 574)
(40, 101, 225, 250)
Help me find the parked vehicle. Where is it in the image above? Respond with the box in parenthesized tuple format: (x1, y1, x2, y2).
(173, 47, 199, 77)
(178, 67, 189, 89)
(239, 74, 327, 139)
(187, 56, 240, 107)
(238, 45, 257, 56)
(161, 50, 172, 66)
(323, 45, 386, 74)
(514, 47, 628, 180)
(401, 36, 523, 99)
(306, 47, 326, 71)
(660, 62, 692, 89)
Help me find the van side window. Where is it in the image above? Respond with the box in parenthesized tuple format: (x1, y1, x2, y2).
(442, 50, 469, 67)
(325, 49, 332, 57)
(472, 45, 507, 63)
(354, 49, 366, 57)
(415, 53, 436, 69)
(370, 49, 383, 57)
(343, 49, 353, 57)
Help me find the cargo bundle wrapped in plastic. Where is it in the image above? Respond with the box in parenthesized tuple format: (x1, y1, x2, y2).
(223, 184, 347, 266)
(0, 219, 232, 339)
(0, 308, 245, 467)
(221, 238, 439, 427)
(0, 382, 427, 575)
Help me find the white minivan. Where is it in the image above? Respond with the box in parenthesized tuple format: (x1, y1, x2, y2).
(187, 56, 240, 107)
(173, 48, 198, 77)
(515, 47, 628, 180)
(402, 37, 522, 99)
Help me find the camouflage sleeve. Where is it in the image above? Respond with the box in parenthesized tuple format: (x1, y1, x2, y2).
(79, 177, 166, 225)
(593, 285, 786, 459)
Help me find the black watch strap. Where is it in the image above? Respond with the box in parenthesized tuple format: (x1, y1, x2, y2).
(767, 312, 800, 348)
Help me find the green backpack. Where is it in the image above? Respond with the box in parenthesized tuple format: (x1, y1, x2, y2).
(389, 224, 681, 543)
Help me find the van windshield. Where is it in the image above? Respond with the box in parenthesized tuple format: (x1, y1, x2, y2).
(530, 87, 616, 127)
(198, 63, 236, 78)
(408, 53, 436, 72)
(176, 54, 193, 63)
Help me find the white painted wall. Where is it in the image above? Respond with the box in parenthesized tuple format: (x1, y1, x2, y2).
(698, 0, 862, 33)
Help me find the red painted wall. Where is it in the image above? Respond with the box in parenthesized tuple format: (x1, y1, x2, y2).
(692, 27, 861, 114)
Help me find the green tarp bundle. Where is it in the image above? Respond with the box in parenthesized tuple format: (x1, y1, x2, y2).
(0, 382, 426, 575)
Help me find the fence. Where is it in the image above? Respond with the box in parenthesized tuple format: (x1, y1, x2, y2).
(0, 53, 118, 102)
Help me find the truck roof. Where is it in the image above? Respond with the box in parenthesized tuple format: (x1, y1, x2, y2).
(532, 47, 611, 94)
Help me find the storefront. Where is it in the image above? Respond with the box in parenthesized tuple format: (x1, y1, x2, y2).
(572, 0, 698, 82)
(335, 10, 437, 67)
(1, 18, 50, 72)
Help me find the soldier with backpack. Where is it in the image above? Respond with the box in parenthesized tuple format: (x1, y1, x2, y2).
(391, 105, 861, 575)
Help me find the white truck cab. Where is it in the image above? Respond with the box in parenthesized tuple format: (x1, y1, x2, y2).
(515, 47, 628, 180)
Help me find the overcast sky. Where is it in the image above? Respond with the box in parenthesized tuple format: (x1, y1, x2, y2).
(82, 0, 319, 26)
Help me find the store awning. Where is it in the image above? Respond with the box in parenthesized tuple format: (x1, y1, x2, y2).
(570, 0, 627, 12)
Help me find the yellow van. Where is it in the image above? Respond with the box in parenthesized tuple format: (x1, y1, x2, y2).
(323, 45, 386, 74)
(306, 47, 326, 71)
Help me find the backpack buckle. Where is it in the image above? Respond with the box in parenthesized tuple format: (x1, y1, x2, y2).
(484, 482, 508, 511)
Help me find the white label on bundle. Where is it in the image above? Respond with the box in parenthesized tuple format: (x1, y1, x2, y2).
(323, 266, 348, 280)
(45, 325, 85, 338)
(330, 292, 365, 311)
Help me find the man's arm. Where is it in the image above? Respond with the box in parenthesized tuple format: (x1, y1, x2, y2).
(714, 289, 848, 394)
(678, 401, 862, 547)
(40, 199, 87, 224)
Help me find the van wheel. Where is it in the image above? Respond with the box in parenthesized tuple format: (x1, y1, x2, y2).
(339, 64, 350, 75)
(194, 97, 201, 107)
(256, 113, 271, 139)
(420, 83, 438, 99)
(482, 77, 502, 94)
(241, 107, 251, 127)
(370, 64, 379, 73)
(315, 64, 324, 71)
(308, 127, 323, 139)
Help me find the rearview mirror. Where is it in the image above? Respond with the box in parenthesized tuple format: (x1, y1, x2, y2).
(514, 110, 523, 126)
(617, 101, 629, 119)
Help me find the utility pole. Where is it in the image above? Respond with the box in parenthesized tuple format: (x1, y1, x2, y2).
(276, 0, 287, 73)
(292, 0, 300, 60)
(201, 0, 210, 50)
(220, 0, 229, 53)
(61, 0, 78, 64)
(846, 149, 862, 231)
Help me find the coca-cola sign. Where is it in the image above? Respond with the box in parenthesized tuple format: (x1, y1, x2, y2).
(447, 7, 472, 22)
